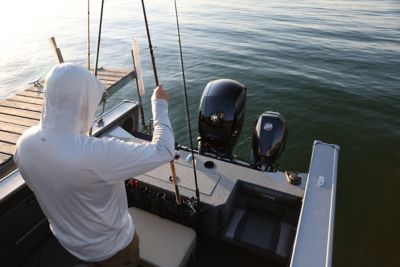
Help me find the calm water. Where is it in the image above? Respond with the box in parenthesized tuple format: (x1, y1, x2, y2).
(1, 0, 399, 266)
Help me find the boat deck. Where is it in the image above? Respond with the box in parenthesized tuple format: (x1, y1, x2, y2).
(0, 67, 136, 177)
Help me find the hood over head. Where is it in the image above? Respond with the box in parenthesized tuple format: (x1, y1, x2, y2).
(41, 63, 104, 134)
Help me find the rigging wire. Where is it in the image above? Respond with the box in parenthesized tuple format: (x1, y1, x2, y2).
(173, 0, 200, 203)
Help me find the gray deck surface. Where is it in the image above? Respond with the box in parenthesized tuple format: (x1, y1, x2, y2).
(103, 125, 306, 207)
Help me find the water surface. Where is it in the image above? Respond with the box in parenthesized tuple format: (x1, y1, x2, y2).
(1, 1, 399, 266)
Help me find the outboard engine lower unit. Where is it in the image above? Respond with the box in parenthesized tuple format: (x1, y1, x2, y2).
(252, 111, 287, 171)
(198, 79, 246, 157)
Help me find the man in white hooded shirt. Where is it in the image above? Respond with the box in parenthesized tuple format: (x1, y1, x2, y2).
(14, 63, 174, 266)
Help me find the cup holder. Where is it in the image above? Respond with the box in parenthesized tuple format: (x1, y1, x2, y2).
(204, 160, 215, 169)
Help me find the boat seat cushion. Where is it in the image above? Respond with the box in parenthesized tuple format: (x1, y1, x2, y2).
(128, 207, 196, 267)
(223, 208, 295, 259)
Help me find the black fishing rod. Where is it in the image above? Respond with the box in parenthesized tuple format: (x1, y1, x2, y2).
(94, 0, 105, 77)
(140, 0, 181, 205)
(89, 0, 106, 136)
(140, 0, 159, 86)
(87, 0, 91, 70)
(173, 0, 200, 203)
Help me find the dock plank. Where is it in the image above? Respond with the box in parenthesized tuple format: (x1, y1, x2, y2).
(26, 86, 43, 92)
(95, 74, 123, 81)
(92, 68, 131, 75)
(0, 141, 15, 155)
(0, 99, 43, 112)
(0, 106, 42, 120)
(0, 152, 12, 166)
(0, 113, 39, 127)
(0, 121, 29, 135)
(103, 81, 116, 87)
(102, 69, 136, 96)
(0, 131, 20, 144)
(8, 95, 44, 106)
(17, 90, 44, 99)
(99, 77, 122, 83)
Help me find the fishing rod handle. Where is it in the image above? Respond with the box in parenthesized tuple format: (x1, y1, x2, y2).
(169, 161, 182, 205)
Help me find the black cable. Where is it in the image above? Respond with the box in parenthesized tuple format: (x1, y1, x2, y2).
(173, 0, 200, 202)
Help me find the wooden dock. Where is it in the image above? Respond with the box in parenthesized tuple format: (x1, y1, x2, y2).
(0, 67, 136, 177)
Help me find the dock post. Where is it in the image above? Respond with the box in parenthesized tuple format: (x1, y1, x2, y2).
(49, 37, 64, 64)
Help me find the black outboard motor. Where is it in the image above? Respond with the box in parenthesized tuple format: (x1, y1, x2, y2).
(252, 111, 287, 171)
(198, 79, 246, 157)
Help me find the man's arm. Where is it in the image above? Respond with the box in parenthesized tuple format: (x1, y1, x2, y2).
(88, 85, 175, 183)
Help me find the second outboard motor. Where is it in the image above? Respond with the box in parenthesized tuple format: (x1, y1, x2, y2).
(198, 79, 246, 157)
(252, 111, 287, 171)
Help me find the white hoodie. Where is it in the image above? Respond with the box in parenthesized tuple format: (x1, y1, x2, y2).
(14, 63, 174, 262)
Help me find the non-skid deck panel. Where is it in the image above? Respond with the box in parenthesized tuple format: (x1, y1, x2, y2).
(144, 163, 221, 196)
(0, 67, 135, 173)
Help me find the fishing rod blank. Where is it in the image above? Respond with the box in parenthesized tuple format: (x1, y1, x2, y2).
(94, 0, 105, 77)
(87, 0, 91, 70)
(173, 0, 201, 203)
(140, 0, 159, 87)
(140, 0, 181, 205)
(89, 0, 105, 136)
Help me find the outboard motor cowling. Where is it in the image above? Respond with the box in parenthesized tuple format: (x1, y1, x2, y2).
(252, 111, 287, 171)
(198, 79, 246, 157)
